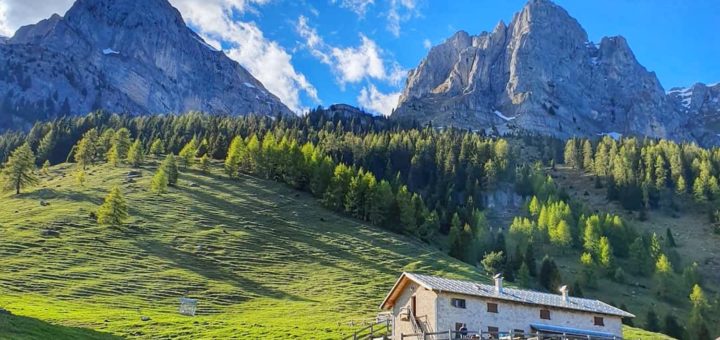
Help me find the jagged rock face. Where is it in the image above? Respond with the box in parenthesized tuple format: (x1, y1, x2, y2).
(394, 0, 693, 141)
(669, 83, 720, 145)
(0, 0, 291, 129)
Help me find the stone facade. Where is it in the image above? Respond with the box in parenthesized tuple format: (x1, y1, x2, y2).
(390, 285, 623, 339)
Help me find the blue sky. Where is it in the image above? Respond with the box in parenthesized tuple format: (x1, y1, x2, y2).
(1, 0, 719, 115)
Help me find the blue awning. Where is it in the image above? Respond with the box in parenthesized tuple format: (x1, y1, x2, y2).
(530, 323, 617, 339)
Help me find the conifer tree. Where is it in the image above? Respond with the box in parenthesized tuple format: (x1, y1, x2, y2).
(665, 228, 676, 247)
(564, 139, 579, 169)
(629, 237, 652, 276)
(151, 168, 169, 194)
(582, 139, 593, 170)
(199, 154, 210, 173)
(178, 137, 199, 168)
(528, 196, 540, 217)
(126, 139, 144, 168)
(517, 262, 531, 287)
(396, 185, 417, 233)
(645, 310, 660, 332)
(662, 314, 683, 339)
(579, 252, 596, 288)
(323, 164, 353, 211)
(74, 129, 99, 170)
(97, 186, 128, 225)
(224, 136, 245, 178)
(107, 144, 121, 167)
(160, 154, 179, 186)
(448, 213, 464, 260)
(75, 169, 86, 186)
(149, 139, 164, 157)
(481, 251, 505, 275)
(654, 254, 675, 298)
(97, 128, 115, 159)
(368, 180, 394, 227)
(688, 284, 710, 340)
(598, 236, 614, 271)
(113, 128, 132, 160)
(41, 160, 51, 176)
(36, 129, 57, 163)
(1, 143, 38, 194)
(539, 255, 562, 292)
(524, 244, 537, 277)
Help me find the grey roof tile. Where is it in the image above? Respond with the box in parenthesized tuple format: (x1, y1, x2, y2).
(406, 272, 634, 318)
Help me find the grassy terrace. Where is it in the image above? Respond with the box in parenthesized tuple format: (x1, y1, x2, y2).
(0, 161, 669, 338)
(0, 161, 483, 338)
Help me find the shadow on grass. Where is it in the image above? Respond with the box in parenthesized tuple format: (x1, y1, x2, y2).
(18, 188, 101, 205)
(133, 239, 313, 303)
(0, 313, 121, 340)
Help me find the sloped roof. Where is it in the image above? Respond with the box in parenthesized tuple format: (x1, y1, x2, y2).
(380, 272, 634, 318)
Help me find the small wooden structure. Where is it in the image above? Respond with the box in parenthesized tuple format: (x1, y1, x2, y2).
(179, 297, 198, 316)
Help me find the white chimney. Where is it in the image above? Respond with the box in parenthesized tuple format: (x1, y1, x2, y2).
(493, 273, 503, 294)
(559, 285, 568, 303)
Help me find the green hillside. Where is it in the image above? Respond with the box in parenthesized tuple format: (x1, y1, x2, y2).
(0, 160, 672, 339)
(0, 160, 487, 339)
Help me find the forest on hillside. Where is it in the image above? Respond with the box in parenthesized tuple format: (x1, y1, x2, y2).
(1, 110, 719, 339)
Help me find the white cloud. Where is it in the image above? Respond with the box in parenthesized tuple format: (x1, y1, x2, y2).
(170, 0, 318, 113)
(357, 84, 400, 116)
(332, 0, 375, 17)
(423, 38, 432, 49)
(386, 0, 418, 37)
(0, 0, 74, 36)
(296, 15, 406, 86)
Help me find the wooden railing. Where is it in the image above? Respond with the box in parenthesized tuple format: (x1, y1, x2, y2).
(400, 330, 622, 340)
(343, 319, 392, 340)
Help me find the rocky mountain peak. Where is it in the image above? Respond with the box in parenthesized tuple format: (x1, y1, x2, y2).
(393, 0, 703, 143)
(0, 0, 292, 130)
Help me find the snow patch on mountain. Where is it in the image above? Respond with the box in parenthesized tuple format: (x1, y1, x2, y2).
(102, 48, 119, 55)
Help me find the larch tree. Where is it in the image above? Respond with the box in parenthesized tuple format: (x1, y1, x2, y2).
(199, 154, 210, 173)
(97, 185, 129, 225)
(149, 139, 164, 157)
(74, 129, 99, 169)
(151, 168, 169, 194)
(113, 128, 132, 160)
(160, 154, 179, 186)
(1, 143, 38, 194)
(563, 139, 579, 169)
(126, 139, 144, 168)
(178, 137, 199, 168)
(224, 136, 245, 178)
(581, 139, 593, 170)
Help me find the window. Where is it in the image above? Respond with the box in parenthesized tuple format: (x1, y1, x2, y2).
(487, 326, 499, 339)
(487, 302, 498, 313)
(451, 298, 466, 309)
(540, 309, 551, 320)
(513, 329, 525, 336)
(594, 316, 605, 326)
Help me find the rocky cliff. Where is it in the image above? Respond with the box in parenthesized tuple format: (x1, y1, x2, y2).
(0, 0, 291, 129)
(394, 0, 712, 143)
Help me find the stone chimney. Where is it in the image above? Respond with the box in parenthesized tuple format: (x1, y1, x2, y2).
(559, 285, 568, 303)
(493, 273, 503, 294)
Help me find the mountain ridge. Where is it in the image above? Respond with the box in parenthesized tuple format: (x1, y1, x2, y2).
(393, 0, 719, 145)
(0, 0, 292, 130)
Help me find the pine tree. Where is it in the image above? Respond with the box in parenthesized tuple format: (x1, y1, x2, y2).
(178, 137, 199, 168)
(74, 130, 99, 170)
(582, 139, 593, 170)
(126, 139, 144, 168)
(160, 154, 179, 186)
(645, 310, 660, 332)
(662, 313, 683, 339)
(665, 228, 676, 247)
(483, 159, 497, 190)
(97, 128, 115, 159)
(41, 160, 51, 176)
(199, 154, 210, 173)
(36, 129, 57, 163)
(106, 143, 120, 167)
(113, 128, 132, 159)
(579, 252, 596, 288)
(448, 213, 464, 260)
(629, 237, 652, 276)
(151, 168, 169, 194)
(563, 139, 579, 169)
(1, 143, 38, 194)
(539, 255, 562, 292)
(368, 180, 394, 227)
(598, 236, 614, 271)
(224, 136, 245, 178)
(396, 185, 417, 233)
(524, 244, 537, 277)
(75, 169, 86, 186)
(97, 186, 128, 225)
(517, 262, 531, 287)
(149, 139, 164, 157)
(481, 251, 505, 275)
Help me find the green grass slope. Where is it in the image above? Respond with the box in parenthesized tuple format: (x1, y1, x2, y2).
(0, 161, 668, 339)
